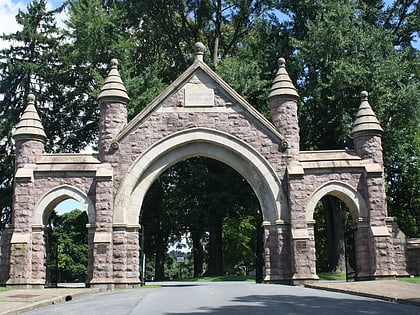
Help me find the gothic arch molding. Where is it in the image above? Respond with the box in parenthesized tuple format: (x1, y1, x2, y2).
(114, 128, 287, 226)
(305, 181, 368, 222)
(33, 184, 95, 227)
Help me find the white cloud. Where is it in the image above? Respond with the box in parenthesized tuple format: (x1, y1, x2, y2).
(0, 1, 26, 49)
(0, 1, 66, 49)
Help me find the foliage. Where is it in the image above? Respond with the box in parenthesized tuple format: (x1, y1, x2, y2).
(141, 157, 261, 279)
(47, 209, 88, 283)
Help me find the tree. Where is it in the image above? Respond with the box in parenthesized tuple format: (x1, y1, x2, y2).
(47, 209, 88, 283)
(279, 0, 420, 237)
(0, 0, 65, 230)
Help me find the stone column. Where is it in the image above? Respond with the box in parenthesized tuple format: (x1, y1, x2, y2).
(268, 58, 300, 162)
(263, 223, 292, 283)
(287, 171, 318, 284)
(112, 226, 140, 288)
(352, 91, 396, 279)
(97, 59, 129, 163)
(7, 94, 47, 288)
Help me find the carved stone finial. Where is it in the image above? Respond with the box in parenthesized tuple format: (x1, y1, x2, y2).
(278, 57, 286, 67)
(268, 57, 298, 99)
(360, 90, 368, 101)
(97, 59, 130, 104)
(13, 93, 47, 142)
(27, 93, 36, 104)
(194, 42, 206, 62)
(110, 58, 119, 69)
(352, 91, 383, 137)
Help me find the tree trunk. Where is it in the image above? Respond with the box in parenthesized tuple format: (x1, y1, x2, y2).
(212, 0, 222, 67)
(323, 196, 345, 272)
(206, 213, 223, 276)
(154, 231, 166, 281)
(192, 232, 204, 277)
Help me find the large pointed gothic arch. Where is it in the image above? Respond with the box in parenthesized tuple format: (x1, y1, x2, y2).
(114, 127, 288, 227)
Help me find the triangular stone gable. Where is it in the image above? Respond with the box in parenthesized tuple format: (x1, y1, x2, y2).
(114, 60, 287, 148)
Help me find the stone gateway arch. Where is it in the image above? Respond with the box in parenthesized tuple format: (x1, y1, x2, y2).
(1, 43, 408, 288)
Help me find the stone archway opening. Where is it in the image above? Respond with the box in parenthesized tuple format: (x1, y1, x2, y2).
(313, 196, 356, 281)
(307, 181, 367, 282)
(45, 198, 88, 287)
(140, 156, 265, 283)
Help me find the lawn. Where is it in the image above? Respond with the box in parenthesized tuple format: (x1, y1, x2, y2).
(317, 272, 346, 281)
(398, 276, 420, 284)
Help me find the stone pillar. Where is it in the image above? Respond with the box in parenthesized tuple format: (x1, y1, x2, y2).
(263, 223, 292, 283)
(352, 91, 397, 279)
(112, 226, 140, 288)
(97, 59, 129, 163)
(7, 94, 47, 288)
(287, 171, 318, 284)
(89, 177, 114, 288)
(268, 58, 300, 162)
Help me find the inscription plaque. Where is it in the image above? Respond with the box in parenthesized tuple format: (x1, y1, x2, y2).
(185, 89, 214, 107)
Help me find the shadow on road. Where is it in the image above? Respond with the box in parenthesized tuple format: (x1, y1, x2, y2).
(164, 294, 419, 315)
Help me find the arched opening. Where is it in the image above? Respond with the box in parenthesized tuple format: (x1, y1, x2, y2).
(314, 196, 356, 281)
(306, 181, 367, 281)
(140, 157, 265, 283)
(34, 186, 93, 287)
(45, 199, 88, 287)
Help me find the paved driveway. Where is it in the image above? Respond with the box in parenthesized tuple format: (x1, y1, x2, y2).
(24, 281, 419, 315)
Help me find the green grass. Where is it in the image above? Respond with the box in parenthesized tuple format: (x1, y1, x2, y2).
(317, 272, 346, 281)
(398, 276, 420, 284)
(0, 286, 11, 292)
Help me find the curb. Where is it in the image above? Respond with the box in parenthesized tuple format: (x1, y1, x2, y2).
(1, 289, 102, 315)
(305, 284, 420, 308)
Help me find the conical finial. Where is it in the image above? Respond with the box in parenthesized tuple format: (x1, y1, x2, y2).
(98, 59, 130, 104)
(351, 91, 383, 137)
(268, 57, 299, 99)
(13, 93, 47, 142)
(194, 42, 206, 62)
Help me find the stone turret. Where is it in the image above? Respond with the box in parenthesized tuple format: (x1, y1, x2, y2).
(98, 59, 130, 161)
(13, 94, 46, 168)
(268, 58, 300, 161)
(352, 91, 384, 164)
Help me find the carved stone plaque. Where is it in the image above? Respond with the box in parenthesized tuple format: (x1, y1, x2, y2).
(184, 89, 214, 107)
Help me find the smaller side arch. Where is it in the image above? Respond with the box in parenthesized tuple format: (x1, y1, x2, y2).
(33, 185, 95, 226)
(306, 181, 368, 222)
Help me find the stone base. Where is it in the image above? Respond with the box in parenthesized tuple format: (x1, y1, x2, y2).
(291, 273, 319, 286)
(6, 282, 45, 289)
(264, 275, 292, 285)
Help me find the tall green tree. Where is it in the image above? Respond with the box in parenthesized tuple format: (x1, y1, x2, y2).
(0, 0, 64, 230)
(279, 0, 420, 236)
(47, 209, 88, 283)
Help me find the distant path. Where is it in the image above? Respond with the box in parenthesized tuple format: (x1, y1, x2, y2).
(24, 281, 419, 315)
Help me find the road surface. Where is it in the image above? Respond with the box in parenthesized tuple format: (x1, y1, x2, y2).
(24, 281, 419, 315)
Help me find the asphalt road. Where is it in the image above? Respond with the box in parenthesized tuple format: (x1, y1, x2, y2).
(24, 281, 420, 315)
